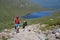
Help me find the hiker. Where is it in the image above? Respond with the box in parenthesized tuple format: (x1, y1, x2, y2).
(23, 20, 27, 29)
(14, 16, 20, 33)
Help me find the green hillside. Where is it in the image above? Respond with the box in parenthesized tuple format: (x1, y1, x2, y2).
(26, 11, 60, 31)
(0, 0, 60, 31)
(0, 0, 49, 31)
(27, 12, 60, 24)
(0, 0, 48, 22)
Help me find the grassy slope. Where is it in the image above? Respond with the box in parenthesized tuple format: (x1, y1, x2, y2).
(0, 0, 60, 31)
(26, 12, 60, 24)
(26, 12, 60, 31)
(0, 0, 49, 31)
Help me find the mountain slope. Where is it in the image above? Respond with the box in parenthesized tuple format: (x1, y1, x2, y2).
(0, 0, 47, 22)
(26, 11, 60, 25)
(0, 0, 48, 31)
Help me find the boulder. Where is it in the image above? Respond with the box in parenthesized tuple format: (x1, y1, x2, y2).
(47, 33, 56, 40)
(38, 33, 47, 40)
(55, 32, 60, 39)
(41, 24, 48, 28)
(44, 30, 52, 35)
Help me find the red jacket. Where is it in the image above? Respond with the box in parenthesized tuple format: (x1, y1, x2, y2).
(15, 19, 20, 24)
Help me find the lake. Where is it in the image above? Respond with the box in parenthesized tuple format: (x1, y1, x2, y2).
(22, 11, 53, 19)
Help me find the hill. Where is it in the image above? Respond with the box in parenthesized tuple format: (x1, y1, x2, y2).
(0, 0, 60, 31)
(0, 0, 49, 31)
(26, 11, 60, 24)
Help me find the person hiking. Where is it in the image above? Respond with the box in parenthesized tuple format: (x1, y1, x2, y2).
(14, 16, 20, 33)
(23, 21, 30, 32)
(23, 21, 27, 29)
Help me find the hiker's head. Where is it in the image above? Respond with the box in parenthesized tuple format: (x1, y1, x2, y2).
(16, 16, 19, 19)
(23, 20, 25, 22)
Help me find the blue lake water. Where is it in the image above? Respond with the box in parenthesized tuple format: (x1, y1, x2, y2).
(22, 11, 53, 19)
(29, 0, 60, 9)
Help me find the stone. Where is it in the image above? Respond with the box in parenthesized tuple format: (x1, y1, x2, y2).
(55, 32, 60, 39)
(38, 33, 47, 40)
(4, 29, 8, 32)
(44, 30, 52, 35)
(41, 24, 47, 28)
(7, 33, 14, 38)
(47, 33, 56, 40)
(0, 33, 3, 39)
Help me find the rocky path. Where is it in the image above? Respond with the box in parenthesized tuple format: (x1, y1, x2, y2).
(8, 29, 40, 40)
(8, 24, 41, 40)
(0, 24, 60, 40)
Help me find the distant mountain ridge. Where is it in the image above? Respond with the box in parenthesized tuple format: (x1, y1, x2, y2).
(29, 0, 60, 9)
(0, 0, 32, 8)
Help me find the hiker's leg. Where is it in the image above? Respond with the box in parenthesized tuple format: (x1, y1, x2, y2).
(15, 24, 17, 33)
(23, 25, 25, 29)
(16, 24, 20, 33)
(16, 27, 19, 33)
(15, 24, 17, 29)
(15, 26, 16, 29)
(22, 25, 26, 31)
